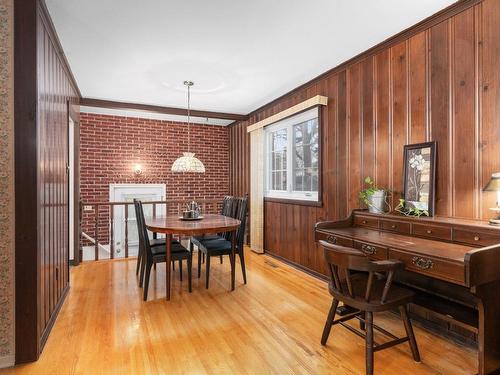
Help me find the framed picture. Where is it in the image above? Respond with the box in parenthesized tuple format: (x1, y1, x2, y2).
(402, 141, 437, 216)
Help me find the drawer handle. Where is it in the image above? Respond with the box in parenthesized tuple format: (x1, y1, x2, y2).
(361, 244, 377, 255)
(412, 256, 434, 270)
(326, 235, 337, 244)
(391, 224, 397, 229)
(426, 230, 433, 234)
(362, 220, 367, 224)
(474, 236, 480, 241)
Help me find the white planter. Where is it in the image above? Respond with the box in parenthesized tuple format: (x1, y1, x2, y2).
(368, 190, 387, 214)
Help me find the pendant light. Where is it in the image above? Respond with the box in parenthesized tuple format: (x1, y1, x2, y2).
(171, 81, 206, 173)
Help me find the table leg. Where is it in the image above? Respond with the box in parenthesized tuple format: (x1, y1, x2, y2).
(166, 234, 172, 300)
(231, 229, 236, 291)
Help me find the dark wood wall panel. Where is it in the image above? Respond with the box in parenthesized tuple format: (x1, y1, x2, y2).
(37, 4, 77, 347)
(375, 50, 391, 190)
(430, 20, 452, 217)
(390, 41, 409, 208)
(15, 0, 79, 363)
(229, 0, 498, 276)
(453, 7, 477, 218)
(409, 32, 428, 143)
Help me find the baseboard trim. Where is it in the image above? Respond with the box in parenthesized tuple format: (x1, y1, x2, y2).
(39, 284, 69, 352)
(264, 251, 328, 282)
(0, 355, 15, 369)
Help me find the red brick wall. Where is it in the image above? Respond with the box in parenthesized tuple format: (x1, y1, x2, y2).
(80, 112, 229, 244)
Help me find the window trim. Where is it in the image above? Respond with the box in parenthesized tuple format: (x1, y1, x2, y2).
(263, 106, 323, 205)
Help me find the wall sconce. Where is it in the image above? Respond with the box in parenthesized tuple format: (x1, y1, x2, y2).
(134, 164, 143, 175)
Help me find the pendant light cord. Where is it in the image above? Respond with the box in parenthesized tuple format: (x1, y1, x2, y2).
(187, 84, 191, 153)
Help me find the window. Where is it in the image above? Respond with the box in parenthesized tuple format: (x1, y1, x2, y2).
(265, 107, 319, 201)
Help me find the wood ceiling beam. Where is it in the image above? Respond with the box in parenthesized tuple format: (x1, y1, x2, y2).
(80, 97, 248, 121)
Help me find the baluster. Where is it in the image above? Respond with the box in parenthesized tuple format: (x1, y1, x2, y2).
(95, 204, 99, 261)
(124, 204, 129, 258)
(110, 205, 114, 259)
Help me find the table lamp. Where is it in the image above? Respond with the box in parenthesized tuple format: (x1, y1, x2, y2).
(483, 172, 500, 226)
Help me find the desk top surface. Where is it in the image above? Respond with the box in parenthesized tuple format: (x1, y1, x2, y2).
(318, 227, 474, 263)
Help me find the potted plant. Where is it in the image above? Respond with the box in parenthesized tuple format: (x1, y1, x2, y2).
(359, 177, 390, 214)
(395, 198, 429, 217)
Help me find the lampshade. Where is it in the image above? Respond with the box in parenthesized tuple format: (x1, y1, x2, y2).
(483, 173, 500, 191)
(171, 152, 206, 173)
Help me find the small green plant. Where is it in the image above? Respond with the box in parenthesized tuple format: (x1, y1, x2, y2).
(395, 198, 429, 217)
(359, 177, 391, 212)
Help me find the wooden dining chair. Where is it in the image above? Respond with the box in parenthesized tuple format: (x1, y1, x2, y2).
(195, 196, 248, 289)
(191, 196, 234, 273)
(134, 199, 184, 287)
(319, 240, 420, 375)
(134, 200, 192, 300)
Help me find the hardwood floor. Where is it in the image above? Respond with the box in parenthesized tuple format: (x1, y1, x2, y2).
(1, 248, 476, 374)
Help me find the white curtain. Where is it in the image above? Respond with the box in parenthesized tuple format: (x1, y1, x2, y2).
(249, 128, 264, 253)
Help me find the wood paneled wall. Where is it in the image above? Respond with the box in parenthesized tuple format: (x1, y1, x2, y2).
(15, 0, 80, 363)
(229, 122, 250, 197)
(228, 0, 500, 276)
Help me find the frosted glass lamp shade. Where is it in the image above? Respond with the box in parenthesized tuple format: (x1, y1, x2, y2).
(171, 152, 206, 173)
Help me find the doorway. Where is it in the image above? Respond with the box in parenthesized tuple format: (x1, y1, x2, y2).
(109, 183, 166, 257)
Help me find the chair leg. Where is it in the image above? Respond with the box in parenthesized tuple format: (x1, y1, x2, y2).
(321, 299, 339, 345)
(239, 249, 247, 284)
(179, 260, 183, 281)
(154, 263, 157, 271)
(205, 254, 211, 289)
(197, 249, 202, 278)
(400, 305, 421, 362)
(365, 311, 374, 375)
(143, 262, 153, 301)
(136, 245, 142, 275)
(139, 253, 147, 288)
(229, 252, 235, 290)
(172, 261, 175, 271)
(360, 311, 366, 331)
(202, 253, 205, 264)
(220, 255, 223, 264)
(187, 255, 192, 293)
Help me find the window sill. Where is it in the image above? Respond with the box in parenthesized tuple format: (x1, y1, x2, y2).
(264, 197, 323, 207)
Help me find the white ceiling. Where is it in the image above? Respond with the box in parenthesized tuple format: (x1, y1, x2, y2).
(46, 0, 456, 116)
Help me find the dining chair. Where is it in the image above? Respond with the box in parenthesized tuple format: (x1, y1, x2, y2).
(194, 196, 248, 289)
(190, 196, 233, 270)
(134, 199, 192, 294)
(134, 199, 184, 286)
(319, 240, 420, 375)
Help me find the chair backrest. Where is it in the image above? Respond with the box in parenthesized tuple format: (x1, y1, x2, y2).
(134, 199, 153, 260)
(233, 195, 248, 250)
(220, 196, 232, 216)
(319, 240, 404, 304)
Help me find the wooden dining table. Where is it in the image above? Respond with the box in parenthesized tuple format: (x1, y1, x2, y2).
(145, 214, 241, 300)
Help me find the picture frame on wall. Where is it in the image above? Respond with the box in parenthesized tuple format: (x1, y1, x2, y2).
(402, 141, 437, 216)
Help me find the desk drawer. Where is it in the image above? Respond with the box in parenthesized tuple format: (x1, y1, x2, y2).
(388, 249, 464, 285)
(380, 219, 411, 235)
(412, 224, 452, 241)
(453, 229, 500, 247)
(316, 232, 353, 247)
(354, 215, 379, 229)
(354, 241, 388, 260)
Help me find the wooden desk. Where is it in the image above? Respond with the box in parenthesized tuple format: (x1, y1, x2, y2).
(146, 214, 241, 300)
(315, 210, 500, 375)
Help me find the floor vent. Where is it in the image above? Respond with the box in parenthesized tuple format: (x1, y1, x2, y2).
(265, 260, 279, 268)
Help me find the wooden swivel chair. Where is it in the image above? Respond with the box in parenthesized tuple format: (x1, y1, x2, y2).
(319, 240, 420, 375)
